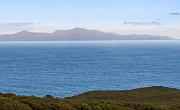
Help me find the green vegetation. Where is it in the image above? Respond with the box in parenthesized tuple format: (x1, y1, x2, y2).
(1, 86, 180, 110)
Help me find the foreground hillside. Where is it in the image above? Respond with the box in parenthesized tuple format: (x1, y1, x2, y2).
(0, 86, 180, 110)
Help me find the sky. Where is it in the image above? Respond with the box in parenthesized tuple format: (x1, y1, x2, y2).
(0, 0, 180, 38)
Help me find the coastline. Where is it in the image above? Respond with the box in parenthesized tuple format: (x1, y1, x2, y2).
(1, 86, 180, 110)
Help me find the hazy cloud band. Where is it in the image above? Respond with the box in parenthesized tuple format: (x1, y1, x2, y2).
(123, 21, 162, 26)
(169, 12, 180, 15)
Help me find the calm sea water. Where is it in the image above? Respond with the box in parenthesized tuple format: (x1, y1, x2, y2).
(0, 41, 180, 97)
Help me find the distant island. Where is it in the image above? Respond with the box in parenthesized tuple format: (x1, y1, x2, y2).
(1, 86, 180, 110)
(0, 28, 175, 41)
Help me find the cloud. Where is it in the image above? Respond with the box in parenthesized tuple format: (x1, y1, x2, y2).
(0, 22, 34, 26)
(0, 22, 35, 32)
(0, 22, 52, 34)
(123, 21, 162, 26)
(169, 12, 180, 15)
(0, 23, 35, 29)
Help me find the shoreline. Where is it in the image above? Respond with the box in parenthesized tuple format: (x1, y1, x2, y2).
(1, 86, 180, 110)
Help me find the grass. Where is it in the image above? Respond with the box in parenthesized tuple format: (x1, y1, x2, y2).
(0, 86, 180, 110)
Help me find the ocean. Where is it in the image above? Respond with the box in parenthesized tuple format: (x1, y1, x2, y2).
(0, 41, 180, 97)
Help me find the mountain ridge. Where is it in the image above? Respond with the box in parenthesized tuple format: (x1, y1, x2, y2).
(0, 28, 175, 41)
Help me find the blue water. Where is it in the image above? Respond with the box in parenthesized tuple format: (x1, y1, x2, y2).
(0, 41, 180, 97)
